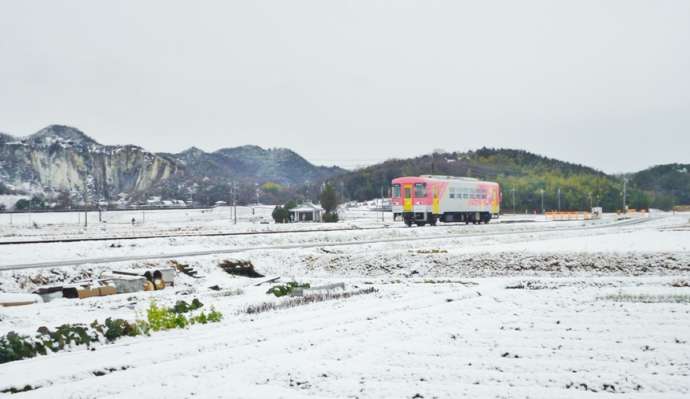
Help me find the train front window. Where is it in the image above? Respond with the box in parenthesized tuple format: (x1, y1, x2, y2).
(392, 184, 401, 198)
(404, 187, 411, 198)
(414, 183, 426, 197)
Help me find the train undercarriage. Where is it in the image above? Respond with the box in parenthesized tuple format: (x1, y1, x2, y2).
(398, 211, 493, 226)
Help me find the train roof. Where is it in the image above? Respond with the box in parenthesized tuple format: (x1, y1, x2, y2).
(392, 175, 498, 185)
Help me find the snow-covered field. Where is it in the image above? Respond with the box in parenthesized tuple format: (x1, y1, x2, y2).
(1, 210, 689, 398)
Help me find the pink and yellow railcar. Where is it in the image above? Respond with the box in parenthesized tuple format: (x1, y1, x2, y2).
(391, 175, 500, 226)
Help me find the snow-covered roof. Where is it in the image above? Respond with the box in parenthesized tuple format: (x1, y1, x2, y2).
(290, 202, 323, 212)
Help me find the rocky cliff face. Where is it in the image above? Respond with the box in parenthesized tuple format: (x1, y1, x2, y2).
(0, 125, 180, 198)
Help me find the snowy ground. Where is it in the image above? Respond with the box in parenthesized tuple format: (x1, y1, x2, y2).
(1, 210, 689, 398)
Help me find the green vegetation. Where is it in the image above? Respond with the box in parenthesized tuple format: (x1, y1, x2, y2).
(260, 181, 283, 193)
(14, 195, 47, 211)
(0, 298, 222, 365)
(272, 205, 290, 223)
(147, 302, 192, 330)
(266, 281, 311, 297)
(172, 298, 203, 313)
(271, 200, 299, 223)
(147, 299, 222, 331)
(322, 212, 339, 222)
(320, 182, 339, 222)
(630, 163, 690, 210)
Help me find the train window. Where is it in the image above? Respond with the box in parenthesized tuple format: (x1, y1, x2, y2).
(449, 187, 455, 198)
(463, 193, 469, 199)
(414, 183, 426, 197)
(404, 187, 411, 198)
(392, 184, 401, 198)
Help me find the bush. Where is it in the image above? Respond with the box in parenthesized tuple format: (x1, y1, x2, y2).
(272, 206, 290, 223)
(320, 183, 338, 214)
(188, 308, 223, 324)
(322, 212, 339, 223)
(172, 299, 203, 314)
(0, 298, 222, 365)
(14, 196, 46, 211)
(207, 307, 223, 323)
(147, 302, 189, 331)
(37, 324, 96, 350)
(266, 281, 310, 297)
(13, 199, 30, 211)
(0, 332, 38, 364)
(103, 318, 147, 342)
(147, 300, 222, 331)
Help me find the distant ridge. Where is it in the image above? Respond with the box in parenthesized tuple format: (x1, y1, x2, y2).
(0, 125, 344, 204)
(328, 147, 684, 211)
(0, 125, 685, 209)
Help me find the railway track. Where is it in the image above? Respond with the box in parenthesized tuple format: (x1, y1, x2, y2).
(0, 217, 544, 246)
(0, 217, 654, 272)
(0, 225, 387, 246)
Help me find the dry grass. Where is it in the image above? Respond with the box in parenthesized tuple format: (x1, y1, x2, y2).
(598, 293, 690, 303)
(242, 287, 378, 315)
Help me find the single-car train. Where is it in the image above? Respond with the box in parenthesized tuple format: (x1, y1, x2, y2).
(391, 175, 500, 226)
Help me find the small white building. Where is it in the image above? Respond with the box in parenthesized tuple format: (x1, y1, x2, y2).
(290, 202, 323, 222)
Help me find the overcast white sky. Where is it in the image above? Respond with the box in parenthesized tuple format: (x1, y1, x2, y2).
(1, 1, 688, 172)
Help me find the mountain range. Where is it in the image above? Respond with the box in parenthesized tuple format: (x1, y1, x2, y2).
(0, 125, 343, 203)
(0, 125, 687, 210)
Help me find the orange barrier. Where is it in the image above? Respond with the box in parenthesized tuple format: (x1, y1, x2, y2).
(616, 209, 649, 217)
(544, 211, 592, 221)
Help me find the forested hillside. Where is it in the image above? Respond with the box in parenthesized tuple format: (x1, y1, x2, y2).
(630, 164, 690, 210)
(331, 148, 657, 212)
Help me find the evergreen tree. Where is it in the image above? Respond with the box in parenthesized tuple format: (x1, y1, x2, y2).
(320, 183, 338, 214)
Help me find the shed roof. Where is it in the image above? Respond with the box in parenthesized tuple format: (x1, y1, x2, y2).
(290, 202, 323, 212)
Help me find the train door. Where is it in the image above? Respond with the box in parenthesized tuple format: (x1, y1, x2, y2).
(491, 187, 499, 214)
(403, 184, 413, 212)
(432, 185, 440, 214)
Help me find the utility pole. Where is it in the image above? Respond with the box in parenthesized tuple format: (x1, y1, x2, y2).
(588, 192, 593, 211)
(622, 178, 628, 213)
(380, 185, 384, 223)
(430, 152, 434, 175)
(511, 187, 516, 214)
(557, 188, 561, 212)
(83, 188, 88, 228)
(232, 181, 237, 225)
(539, 189, 544, 214)
(28, 170, 33, 225)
